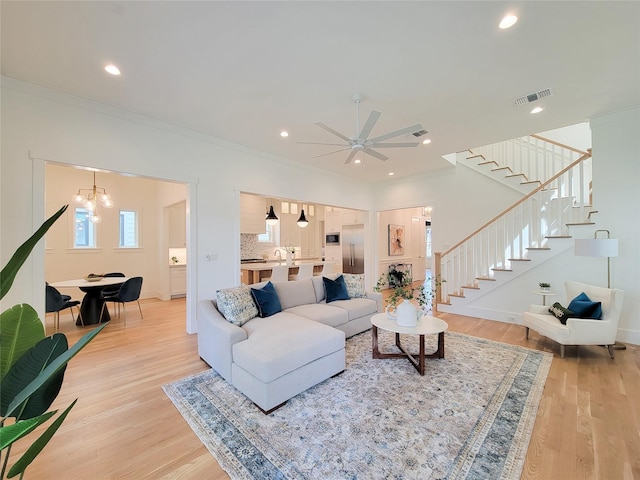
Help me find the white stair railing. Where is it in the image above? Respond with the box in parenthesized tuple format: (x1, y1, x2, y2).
(471, 134, 587, 183)
(435, 150, 592, 304)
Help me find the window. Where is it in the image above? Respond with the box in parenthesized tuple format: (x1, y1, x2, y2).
(119, 210, 138, 247)
(74, 208, 95, 248)
(258, 222, 277, 244)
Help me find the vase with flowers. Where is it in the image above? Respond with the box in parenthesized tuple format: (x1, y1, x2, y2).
(284, 243, 296, 265)
(375, 273, 427, 327)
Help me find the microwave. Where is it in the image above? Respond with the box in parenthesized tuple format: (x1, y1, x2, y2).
(326, 232, 340, 245)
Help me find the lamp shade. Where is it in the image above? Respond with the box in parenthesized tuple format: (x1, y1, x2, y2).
(297, 209, 309, 227)
(265, 205, 279, 225)
(574, 238, 618, 258)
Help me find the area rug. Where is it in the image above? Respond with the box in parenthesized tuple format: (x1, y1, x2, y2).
(163, 330, 552, 480)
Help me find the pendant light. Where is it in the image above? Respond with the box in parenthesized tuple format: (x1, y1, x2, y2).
(265, 202, 279, 225)
(72, 171, 114, 224)
(297, 208, 309, 228)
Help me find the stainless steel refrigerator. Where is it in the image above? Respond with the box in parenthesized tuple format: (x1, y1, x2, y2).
(342, 224, 365, 274)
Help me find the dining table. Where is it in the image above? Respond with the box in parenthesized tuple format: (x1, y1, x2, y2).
(49, 277, 129, 326)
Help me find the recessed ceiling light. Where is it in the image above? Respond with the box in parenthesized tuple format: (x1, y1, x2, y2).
(354, 158, 361, 164)
(388, 172, 394, 176)
(104, 64, 121, 76)
(530, 106, 544, 114)
(280, 131, 289, 137)
(499, 14, 518, 29)
(422, 139, 431, 145)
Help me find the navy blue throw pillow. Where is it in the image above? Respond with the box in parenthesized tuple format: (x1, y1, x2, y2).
(323, 275, 350, 303)
(568, 292, 602, 319)
(251, 281, 282, 318)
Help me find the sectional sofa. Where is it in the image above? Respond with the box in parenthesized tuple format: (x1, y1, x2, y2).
(197, 274, 382, 413)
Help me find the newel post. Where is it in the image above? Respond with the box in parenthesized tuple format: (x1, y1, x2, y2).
(434, 252, 442, 311)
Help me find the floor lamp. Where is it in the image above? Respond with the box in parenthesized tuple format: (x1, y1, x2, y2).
(574, 229, 625, 349)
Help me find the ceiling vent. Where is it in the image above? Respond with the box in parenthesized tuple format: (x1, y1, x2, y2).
(513, 88, 552, 106)
(412, 129, 429, 137)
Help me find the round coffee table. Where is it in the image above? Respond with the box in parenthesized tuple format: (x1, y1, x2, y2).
(370, 313, 448, 376)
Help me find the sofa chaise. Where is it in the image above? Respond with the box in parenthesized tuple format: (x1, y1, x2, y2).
(197, 274, 382, 413)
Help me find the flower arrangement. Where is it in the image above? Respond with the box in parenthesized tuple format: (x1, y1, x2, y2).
(284, 243, 296, 254)
(374, 273, 427, 309)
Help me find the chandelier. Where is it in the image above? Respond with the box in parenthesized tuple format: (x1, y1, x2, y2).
(72, 172, 114, 223)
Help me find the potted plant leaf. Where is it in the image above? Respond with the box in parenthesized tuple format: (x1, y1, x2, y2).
(0, 205, 107, 479)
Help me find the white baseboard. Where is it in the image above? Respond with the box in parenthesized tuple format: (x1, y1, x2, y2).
(617, 328, 640, 346)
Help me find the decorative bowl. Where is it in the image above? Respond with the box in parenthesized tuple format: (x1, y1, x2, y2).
(84, 276, 103, 282)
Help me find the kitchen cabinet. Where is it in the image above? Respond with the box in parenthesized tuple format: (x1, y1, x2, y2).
(170, 265, 187, 297)
(300, 219, 317, 258)
(324, 245, 342, 273)
(169, 202, 186, 247)
(325, 209, 342, 234)
(240, 193, 267, 234)
(342, 210, 367, 225)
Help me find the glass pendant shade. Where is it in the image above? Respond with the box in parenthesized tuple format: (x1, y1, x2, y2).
(297, 209, 309, 227)
(266, 205, 279, 225)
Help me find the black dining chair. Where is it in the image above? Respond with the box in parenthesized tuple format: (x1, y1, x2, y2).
(46, 284, 83, 331)
(100, 276, 143, 325)
(101, 272, 125, 296)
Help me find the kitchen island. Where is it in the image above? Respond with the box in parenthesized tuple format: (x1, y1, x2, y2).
(241, 261, 326, 284)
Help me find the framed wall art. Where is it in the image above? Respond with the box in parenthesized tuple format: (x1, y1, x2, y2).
(388, 224, 405, 256)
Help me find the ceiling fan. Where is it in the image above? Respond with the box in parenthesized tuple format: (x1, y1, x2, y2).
(298, 93, 424, 164)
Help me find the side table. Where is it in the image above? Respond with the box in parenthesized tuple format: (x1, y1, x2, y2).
(530, 290, 557, 306)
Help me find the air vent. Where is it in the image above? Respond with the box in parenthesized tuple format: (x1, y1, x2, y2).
(513, 88, 552, 106)
(412, 129, 429, 137)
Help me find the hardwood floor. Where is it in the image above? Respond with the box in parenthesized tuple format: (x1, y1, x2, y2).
(7, 297, 639, 479)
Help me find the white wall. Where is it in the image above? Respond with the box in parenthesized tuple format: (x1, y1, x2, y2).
(590, 108, 640, 343)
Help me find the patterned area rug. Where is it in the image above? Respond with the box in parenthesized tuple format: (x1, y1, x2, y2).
(163, 330, 552, 480)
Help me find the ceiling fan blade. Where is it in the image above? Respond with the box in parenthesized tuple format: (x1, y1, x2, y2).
(358, 110, 381, 140)
(370, 142, 420, 148)
(312, 147, 351, 159)
(314, 122, 352, 143)
(369, 123, 423, 143)
(297, 141, 348, 146)
(344, 149, 358, 164)
(364, 148, 389, 161)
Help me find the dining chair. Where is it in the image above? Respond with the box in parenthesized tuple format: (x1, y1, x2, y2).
(269, 265, 290, 282)
(46, 284, 83, 331)
(101, 272, 125, 296)
(100, 276, 143, 325)
(294, 263, 314, 281)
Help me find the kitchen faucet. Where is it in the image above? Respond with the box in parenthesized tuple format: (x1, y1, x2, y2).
(274, 249, 282, 263)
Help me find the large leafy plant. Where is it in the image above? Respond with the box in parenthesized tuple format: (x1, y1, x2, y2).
(0, 205, 107, 479)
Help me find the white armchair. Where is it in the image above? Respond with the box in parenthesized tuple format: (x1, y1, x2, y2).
(523, 281, 624, 358)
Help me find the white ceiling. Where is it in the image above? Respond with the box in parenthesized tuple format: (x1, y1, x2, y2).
(2, 1, 639, 183)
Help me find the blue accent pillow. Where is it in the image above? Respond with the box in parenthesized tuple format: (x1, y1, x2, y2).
(568, 292, 603, 319)
(250, 281, 282, 318)
(323, 275, 350, 303)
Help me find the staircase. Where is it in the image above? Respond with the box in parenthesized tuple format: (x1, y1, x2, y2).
(435, 135, 594, 318)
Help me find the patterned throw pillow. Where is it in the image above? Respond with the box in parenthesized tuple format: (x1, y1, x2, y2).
(342, 273, 366, 298)
(548, 302, 575, 325)
(216, 285, 258, 326)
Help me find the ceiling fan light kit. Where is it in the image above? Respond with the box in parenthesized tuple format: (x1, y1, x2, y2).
(298, 92, 424, 165)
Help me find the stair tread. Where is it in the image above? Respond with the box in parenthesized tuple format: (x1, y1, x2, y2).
(527, 247, 551, 250)
(461, 285, 480, 290)
(491, 268, 513, 272)
(566, 222, 596, 226)
(508, 258, 531, 261)
(449, 293, 465, 298)
(545, 235, 572, 238)
(467, 154, 485, 160)
(476, 276, 496, 281)
(505, 173, 527, 178)
(491, 167, 513, 172)
(522, 180, 542, 185)
(478, 161, 498, 166)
